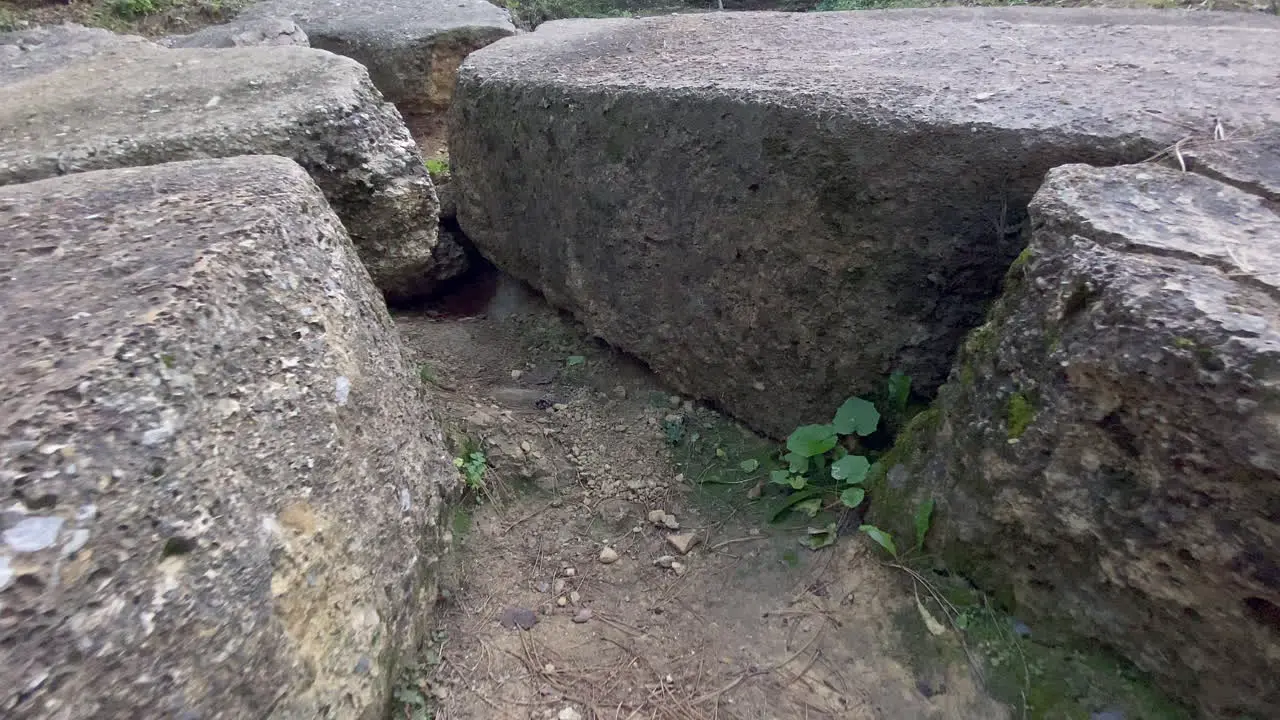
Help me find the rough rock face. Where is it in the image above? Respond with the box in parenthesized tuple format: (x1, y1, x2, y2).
(0, 156, 456, 719)
(872, 164, 1280, 718)
(240, 0, 515, 121)
(164, 16, 311, 48)
(0, 40, 447, 301)
(450, 8, 1280, 437)
(0, 23, 154, 85)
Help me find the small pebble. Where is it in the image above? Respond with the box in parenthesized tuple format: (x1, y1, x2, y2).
(598, 547, 619, 564)
(672, 561, 687, 576)
(654, 555, 675, 569)
(666, 532, 699, 555)
(557, 596, 568, 607)
(499, 606, 538, 630)
(572, 608, 593, 623)
(562, 566, 577, 577)
(553, 579, 566, 594)
(558, 708, 583, 720)
(647, 509, 666, 525)
(569, 590, 581, 604)
(661, 514, 680, 530)
(511, 369, 523, 380)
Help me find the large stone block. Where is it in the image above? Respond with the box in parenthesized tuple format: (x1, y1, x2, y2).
(240, 0, 516, 151)
(873, 163, 1280, 718)
(450, 8, 1280, 437)
(0, 38, 445, 301)
(0, 156, 456, 718)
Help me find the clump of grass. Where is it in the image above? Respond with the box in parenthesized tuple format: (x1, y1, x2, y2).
(112, 0, 161, 19)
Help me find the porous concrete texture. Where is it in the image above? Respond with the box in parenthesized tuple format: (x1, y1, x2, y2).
(450, 8, 1280, 437)
(0, 156, 456, 718)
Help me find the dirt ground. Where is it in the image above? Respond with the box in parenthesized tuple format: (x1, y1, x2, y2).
(393, 268, 1006, 720)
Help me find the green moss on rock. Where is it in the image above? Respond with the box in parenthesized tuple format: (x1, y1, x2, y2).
(1007, 392, 1034, 439)
(865, 407, 943, 539)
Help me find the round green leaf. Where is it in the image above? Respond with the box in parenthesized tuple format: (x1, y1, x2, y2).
(739, 459, 760, 472)
(769, 469, 792, 486)
(839, 487, 866, 508)
(786, 424, 838, 457)
(832, 397, 881, 437)
(786, 451, 810, 474)
(830, 455, 870, 484)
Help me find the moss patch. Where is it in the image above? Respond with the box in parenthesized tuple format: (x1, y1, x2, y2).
(891, 571, 1194, 720)
(1003, 246, 1034, 290)
(864, 407, 942, 539)
(1007, 392, 1035, 439)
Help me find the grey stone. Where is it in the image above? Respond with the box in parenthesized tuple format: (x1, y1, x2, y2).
(437, 179, 458, 220)
(874, 164, 1280, 717)
(240, 0, 515, 120)
(500, 606, 539, 630)
(0, 156, 456, 718)
(0, 23, 156, 86)
(433, 225, 472, 283)
(449, 8, 1280, 437)
(3, 516, 64, 553)
(166, 16, 311, 48)
(0, 40, 448, 301)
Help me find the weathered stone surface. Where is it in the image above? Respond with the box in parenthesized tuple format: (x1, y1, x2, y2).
(873, 164, 1280, 718)
(165, 16, 311, 48)
(240, 0, 515, 124)
(0, 156, 456, 718)
(0, 40, 446, 301)
(450, 8, 1280, 437)
(0, 23, 155, 85)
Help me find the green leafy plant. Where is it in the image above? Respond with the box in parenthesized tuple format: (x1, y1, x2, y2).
(453, 450, 487, 490)
(766, 395, 879, 518)
(858, 497, 934, 562)
(424, 157, 450, 179)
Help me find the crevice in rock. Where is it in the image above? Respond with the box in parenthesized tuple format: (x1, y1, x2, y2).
(391, 221, 500, 318)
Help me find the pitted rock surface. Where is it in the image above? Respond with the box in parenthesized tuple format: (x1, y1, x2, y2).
(164, 16, 311, 48)
(0, 23, 155, 85)
(0, 41, 447, 301)
(450, 8, 1280, 437)
(871, 163, 1280, 718)
(0, 156, 456, 718)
